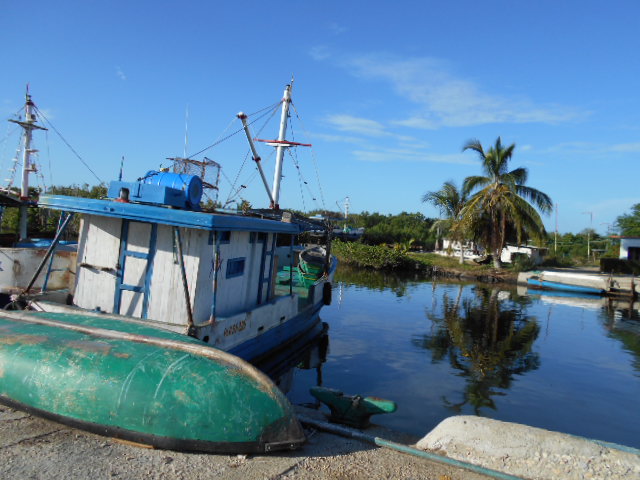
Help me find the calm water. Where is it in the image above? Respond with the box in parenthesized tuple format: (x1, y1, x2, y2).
(286, 266, 640, 448)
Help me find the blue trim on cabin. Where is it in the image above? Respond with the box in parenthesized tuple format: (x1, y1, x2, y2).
(114, 220, 129, 314)
(257, 234, 268, 305)
(210, 236, 220, 320)
(141, 223, 158, 319)
(265, 234, 277, 302)
(114, 219, 156, 316)
(38, 194, 302, 234)
(122, 250, 149, 260)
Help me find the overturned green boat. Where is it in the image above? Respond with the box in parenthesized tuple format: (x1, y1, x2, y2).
(0, 310, 305, 453)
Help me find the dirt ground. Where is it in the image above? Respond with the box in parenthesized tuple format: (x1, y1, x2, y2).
(0, 405, 493, 480)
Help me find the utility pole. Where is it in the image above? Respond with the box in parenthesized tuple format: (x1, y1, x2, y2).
(554, 203, 558, 254)
(582, 211, 593, 259)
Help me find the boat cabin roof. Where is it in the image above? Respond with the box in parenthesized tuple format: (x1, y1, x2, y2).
(38, 194, 302, 234)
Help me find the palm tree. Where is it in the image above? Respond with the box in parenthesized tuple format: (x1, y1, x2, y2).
(422, 181, 468, 263)
(461, 137, 552, 268)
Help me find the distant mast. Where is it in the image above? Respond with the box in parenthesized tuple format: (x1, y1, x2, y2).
(9, 87, 47, 240)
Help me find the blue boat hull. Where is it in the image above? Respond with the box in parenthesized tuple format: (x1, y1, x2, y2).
(527, 278, 604, 295)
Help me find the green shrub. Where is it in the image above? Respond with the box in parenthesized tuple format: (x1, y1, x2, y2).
(332, 240, 410, 270)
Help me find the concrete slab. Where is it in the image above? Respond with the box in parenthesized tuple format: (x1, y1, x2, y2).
(417, 416, 640, 480)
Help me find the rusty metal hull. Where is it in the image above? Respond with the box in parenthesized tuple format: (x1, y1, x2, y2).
(0, 311, 305, 453)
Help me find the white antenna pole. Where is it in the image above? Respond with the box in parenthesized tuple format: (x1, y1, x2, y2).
(582, 211, 593, 259)
(183, 105, 189, 159)
(271, 82, 293, 210)
(554, 203, 558, 254)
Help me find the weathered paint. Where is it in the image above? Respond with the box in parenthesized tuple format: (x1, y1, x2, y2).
(0, 247, 76, 294)
(0, 311, 304, 453)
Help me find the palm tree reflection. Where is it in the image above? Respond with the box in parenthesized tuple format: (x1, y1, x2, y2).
(415, 285, 540, 414)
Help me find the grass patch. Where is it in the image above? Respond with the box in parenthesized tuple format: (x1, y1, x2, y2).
(408, 252, 494, 272)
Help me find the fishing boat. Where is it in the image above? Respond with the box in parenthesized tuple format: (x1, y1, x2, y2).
(0, 89, 76, 305)
(0, 82, 336, 452)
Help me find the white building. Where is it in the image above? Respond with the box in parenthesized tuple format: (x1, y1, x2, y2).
(437, 239, 546, 264)
(617, 236, 640, 261)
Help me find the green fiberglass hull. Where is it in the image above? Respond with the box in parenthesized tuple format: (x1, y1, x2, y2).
(0, 311, 305, 453)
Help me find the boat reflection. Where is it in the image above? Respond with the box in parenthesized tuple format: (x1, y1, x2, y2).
(414, 285, 540, 414)
(251, 321, 329, 395)
(521, 286, 640, 374)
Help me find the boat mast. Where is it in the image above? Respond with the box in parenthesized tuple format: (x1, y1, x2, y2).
(9, 87, 47, 240)
(237, 113, 275, 207)
(271, 83, 293, 210)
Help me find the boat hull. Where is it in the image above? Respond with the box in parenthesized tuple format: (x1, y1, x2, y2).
(527, 278, 604, 295)
(0, 311, 305, 453)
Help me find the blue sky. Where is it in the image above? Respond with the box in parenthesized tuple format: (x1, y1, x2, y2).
(1, 1, 639, 234)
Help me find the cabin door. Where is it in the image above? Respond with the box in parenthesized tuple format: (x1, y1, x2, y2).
(114, 220, 158, 318)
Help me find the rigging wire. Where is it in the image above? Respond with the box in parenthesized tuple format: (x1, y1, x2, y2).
(287, 148, 321, 212)
(186, 101, 282, 160)
(33, 106, 103, 185)
(45, 129, 53, 191)
(224, 103, 282, 207)
(290, 101, 326, 209)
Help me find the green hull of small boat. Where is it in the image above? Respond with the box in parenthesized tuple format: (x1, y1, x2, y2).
(0, 311, 304, 453)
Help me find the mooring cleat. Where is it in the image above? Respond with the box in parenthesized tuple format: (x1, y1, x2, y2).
(310, 386, 397, 428)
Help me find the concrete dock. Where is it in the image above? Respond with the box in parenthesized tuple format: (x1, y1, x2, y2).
(3, 403, 640, 479)
(0, 405, 491, 480)
(518, 267, 637, 296)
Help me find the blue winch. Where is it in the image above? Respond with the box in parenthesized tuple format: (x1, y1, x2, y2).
(107, 170, 203, 210)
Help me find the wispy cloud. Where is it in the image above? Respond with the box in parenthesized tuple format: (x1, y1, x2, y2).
(116, 66, 127, 81)
(325, 114, 389, 137)
(314, 51, 587, 128)
(328, 22, 347, 35)
(543, 141, 640, 157)
(309, 46, 331, 61)
(352, 147, 474, 165)
(610, 142, 640, 153)
(313, 132, 365, 144)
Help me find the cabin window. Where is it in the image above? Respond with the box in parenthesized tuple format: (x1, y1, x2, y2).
(226, 257, 245, 278)
(218, 231, 231, 244)
(249, 232, 257, 243)
(257, 232, 267, 242)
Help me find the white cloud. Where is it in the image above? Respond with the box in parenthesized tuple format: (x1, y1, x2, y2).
(352, 147, 474, 165)
(328, 22, 347, 35)
(392, 116, 439, 130)
(309, 45, 331, 61)
(325, 114, 388, 137)
(610, 142, 640, 153)
(313, 132, 365, 144)
(315, 51, 587, 128)
(116, 66, 126, 81)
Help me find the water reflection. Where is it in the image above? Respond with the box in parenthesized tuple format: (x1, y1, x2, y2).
(525, 289, 640, 375)
(415, 285, 541, 414)
(253, 322, 329, 394)
(601, 299, 640, 374)
(335, 264, 426, 297)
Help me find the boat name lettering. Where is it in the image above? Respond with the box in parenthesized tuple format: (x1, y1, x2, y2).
(224, 320, 247, 337)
